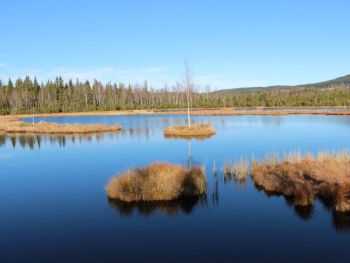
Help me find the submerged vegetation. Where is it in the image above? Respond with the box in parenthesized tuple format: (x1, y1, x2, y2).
(0, 116, 121, 134)
(164, 123, 216, 138)
(251, 151, 350, 212)
(106, 163, 207, 202)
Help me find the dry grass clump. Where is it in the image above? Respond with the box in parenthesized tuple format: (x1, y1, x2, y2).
(164, 123, 215, 138)
(0, 116, 121, 134)
(252, 151, 350, 212)
(224, 159, 250, 183)
(106, 163, 207, 202)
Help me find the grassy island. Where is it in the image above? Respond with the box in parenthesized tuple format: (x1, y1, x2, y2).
(164, 123, 215, 138)
(106, 163, 207, 202)
(0, 116, 121, 134)
(251, 152, 350, 212)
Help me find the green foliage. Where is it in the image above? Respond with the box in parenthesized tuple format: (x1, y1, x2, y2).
(0, 76, 350, 114)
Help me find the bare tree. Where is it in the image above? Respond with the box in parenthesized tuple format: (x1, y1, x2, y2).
(184, 61, 193, 128)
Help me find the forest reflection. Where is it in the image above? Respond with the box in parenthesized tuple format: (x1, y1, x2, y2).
(0, 127, 160, 149)
(0, 133, 112, 149)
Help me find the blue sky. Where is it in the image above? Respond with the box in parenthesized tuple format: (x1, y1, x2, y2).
(1, 0, 350, 89)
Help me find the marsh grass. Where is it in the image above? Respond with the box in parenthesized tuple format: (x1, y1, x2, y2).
(0, 116, 121, 134)
(106, 163, 207, 202)
(251, 151, 350, 212)
(257, 151, 350, 166)
(164, 123, 215, 138)
(224, 159, 250, 183)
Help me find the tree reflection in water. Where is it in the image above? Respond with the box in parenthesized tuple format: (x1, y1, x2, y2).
(0, 133, 122, 150)
(0, 125, 164, 150)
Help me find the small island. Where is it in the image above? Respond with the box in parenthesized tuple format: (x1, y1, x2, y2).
(0, 116, 121, 134)
(164, 123, 216, 138)
(106, 163, 206, 202)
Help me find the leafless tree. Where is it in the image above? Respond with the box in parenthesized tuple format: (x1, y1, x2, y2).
(184, 61, 193, 128)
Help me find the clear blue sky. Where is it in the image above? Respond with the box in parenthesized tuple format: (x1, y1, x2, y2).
(1, 0, 350, 89)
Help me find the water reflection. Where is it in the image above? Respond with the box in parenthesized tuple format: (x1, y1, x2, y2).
(0, 128, 158, 149)
(7, 114, 350, 150)
(333, 212, 350, 232)
(0, 127, 213, 150)
(211, 175, 220, 206)
(0, 133, 124, 149)
(108, 167, 350, 232)
(0, 133, 5, 147)
(108, 196, 208, 217)
(253, 182, 350, 231)
(293, 203, 314, 221)
(163, 134, 214, 140)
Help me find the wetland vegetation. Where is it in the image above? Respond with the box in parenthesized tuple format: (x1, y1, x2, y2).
(0, 116, 121, 134)
(222, 151, 350, 213)
(3, 114, 350, 262)
(164, 123, 216, 138)
(106, 163, 206, 202)
(251, 152, 350, 212)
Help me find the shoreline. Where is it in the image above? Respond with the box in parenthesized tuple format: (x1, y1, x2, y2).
(7, 107, 350, 118)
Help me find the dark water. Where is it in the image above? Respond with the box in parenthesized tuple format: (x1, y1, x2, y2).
(1, 115, 350, 262)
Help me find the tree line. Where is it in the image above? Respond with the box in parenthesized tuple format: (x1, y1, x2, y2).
(0, 76, 350, 114)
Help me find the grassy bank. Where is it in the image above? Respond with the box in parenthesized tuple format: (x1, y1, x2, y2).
(106, 163, 207, 202)
(5, 107, 350, 118)
(0, 116, 121, 134)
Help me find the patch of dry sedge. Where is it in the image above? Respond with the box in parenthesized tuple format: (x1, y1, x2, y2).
(106, 163, 207, 202)
(164, 123, 215, 138)
(0, 116, 121, 134)
(224, 159, 250, 183)
(252, 151, 350, 212)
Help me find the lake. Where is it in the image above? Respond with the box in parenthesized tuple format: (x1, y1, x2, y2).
(1, 114, 350, 262)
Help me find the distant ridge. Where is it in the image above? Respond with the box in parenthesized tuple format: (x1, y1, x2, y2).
(214, 74, 350, 95)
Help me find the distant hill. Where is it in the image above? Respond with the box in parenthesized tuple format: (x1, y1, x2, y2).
(213, 74, 350, 95)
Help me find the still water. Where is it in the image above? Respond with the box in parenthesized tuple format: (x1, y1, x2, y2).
(1, 115, 350, 262)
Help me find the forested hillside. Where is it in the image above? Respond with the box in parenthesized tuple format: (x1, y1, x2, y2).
(214, 74, 350, 94)
(0, 75, 350, 114)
